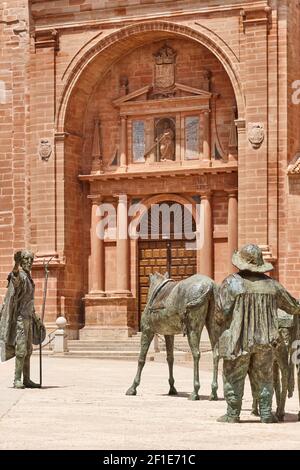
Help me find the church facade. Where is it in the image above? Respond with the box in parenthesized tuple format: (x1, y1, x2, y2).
(0, 0, 299, 339)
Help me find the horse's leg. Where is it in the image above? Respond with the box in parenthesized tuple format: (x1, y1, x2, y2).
(126, 330, 154, 396)
(209, 343, 220, 401)
(251, 397, 259, 416)
(187, 323, 203, 401)
(205, 315, 220, 401)
(165, 335, 177, 396)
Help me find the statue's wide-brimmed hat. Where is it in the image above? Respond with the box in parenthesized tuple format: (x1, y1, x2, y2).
(232, 244, 273, 273)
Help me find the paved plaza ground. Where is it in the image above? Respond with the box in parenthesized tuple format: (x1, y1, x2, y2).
(0, 353, 300, 450)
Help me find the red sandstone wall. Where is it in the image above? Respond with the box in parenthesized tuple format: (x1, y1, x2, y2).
(1, 0, 299, 334)
(0, 0, 29, 293)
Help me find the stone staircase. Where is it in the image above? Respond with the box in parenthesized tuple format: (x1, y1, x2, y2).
(63, 330, 212, 361)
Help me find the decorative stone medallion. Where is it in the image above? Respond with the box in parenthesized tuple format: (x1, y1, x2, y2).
(39, 139, 52, 161)
(248, 123, 265, 149)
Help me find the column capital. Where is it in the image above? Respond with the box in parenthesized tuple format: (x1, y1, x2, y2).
(88, 194, 104, 204)
(114, 193, 129, 201)
(225, 189, 238, 198)
(235, 118, 246, 133)
(198, 190, 212, 200)
(54, 131, 70, 142)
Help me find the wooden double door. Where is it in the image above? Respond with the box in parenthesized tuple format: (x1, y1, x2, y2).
(138, 239, 197, 321)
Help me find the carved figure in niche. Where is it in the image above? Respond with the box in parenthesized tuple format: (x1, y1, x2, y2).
(155, 118, 175, 162)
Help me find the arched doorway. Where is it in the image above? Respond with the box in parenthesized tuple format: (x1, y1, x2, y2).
(137, 201, 197, 323)
(59, 22, 240, 339)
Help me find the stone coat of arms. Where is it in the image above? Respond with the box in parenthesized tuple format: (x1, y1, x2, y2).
(39, 139, 52, 161)
(248, 123, 265, 149)
(153, 45, 177, 90)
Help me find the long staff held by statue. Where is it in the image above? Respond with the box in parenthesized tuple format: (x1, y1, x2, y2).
(39, 256, 53, 387)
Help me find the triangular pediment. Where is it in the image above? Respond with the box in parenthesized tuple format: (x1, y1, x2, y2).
(113, 83, 212, 107)
(113, 86, 151, 106)
(174, 83, 212, 98)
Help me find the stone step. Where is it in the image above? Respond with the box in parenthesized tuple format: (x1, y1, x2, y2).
(66, 334, 212, 358)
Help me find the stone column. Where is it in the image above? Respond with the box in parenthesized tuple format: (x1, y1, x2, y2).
(119, 116, 127, 168)
(227, 190, 238, 274)
(202, 110, 211, 163)
(116, 194, 130, 295)
(198, 192, 213, 278)
(90, 198, 105, 294)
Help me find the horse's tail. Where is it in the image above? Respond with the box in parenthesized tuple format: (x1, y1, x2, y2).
(205, 282, 223, 349)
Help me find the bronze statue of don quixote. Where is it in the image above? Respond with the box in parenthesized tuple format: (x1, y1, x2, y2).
(0, 250, 47, 388)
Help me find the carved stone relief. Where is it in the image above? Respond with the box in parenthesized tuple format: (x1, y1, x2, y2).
(287, 151, 300, 175)
(248, 123, 265, 149)
(38, 139, 52, 161)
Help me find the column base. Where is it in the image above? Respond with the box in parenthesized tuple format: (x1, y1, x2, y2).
(83, 294, 137, 339)
(88, 290, 106, 297)
(200, 159, 212, 167)
(116, 165, 128, 173)
(110, 290, 132, 298)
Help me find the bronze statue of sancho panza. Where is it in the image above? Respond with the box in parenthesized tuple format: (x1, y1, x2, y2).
(216, 244, 300, 423)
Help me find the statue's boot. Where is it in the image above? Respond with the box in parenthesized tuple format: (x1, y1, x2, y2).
(217, 401, 241, 423)
(217, 414, 240, 423)
(23, 356, 40, 388)
(259, 385, 278, 423)
(218, 388, 242, 423)
(14, 356, 25, 389)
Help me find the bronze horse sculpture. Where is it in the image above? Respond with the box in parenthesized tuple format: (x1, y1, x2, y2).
(126, 272, 220, 400)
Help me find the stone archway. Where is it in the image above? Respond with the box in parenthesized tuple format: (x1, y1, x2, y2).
(57, 21, 240, 338)
(57, 20, 245, 134)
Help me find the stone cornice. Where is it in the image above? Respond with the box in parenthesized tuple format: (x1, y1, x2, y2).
(79, 162, 238, 183)
(240, 3, 272, 32)
(34, 29, 59, 50)
(30, 1, 270, 32)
